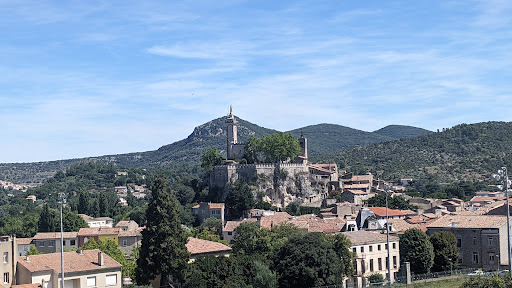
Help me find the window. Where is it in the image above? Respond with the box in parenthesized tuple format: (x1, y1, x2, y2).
(489, 254, 495, 264)
(353, 248, 357, 253)
(87, 276, 96, 287)
(392, 242, 396, 250)
(378, 258, 382, 271)
(385, 244, 388, 250)
(361, 246, 364, 253)
(123, 240, 127, 247)
(385, 257, 389, 269)
(472, 237, 477, 245)
(70, 240, 76, 246)
(227, 232, 232, 236)
(393, 256, 397, 268)
(106, 274, 117, 286)
(3, 252, 7, 263)
(472, 252, 479, 264)
(48, 240, 54, 247)
(457, 238, 462, 247)
(369, 245, 373, 252)
(38, 241, 45, 247)
(211, 209, 220, 215)
(488, 237, 494, 246)
(3, 272, 8, 284)
(370, 259, 374, 272)
(378, 245, 381, 251)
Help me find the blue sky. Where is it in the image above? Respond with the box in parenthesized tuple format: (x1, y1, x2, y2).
(1, 0, 512, 163)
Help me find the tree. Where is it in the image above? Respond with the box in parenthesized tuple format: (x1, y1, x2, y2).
(225, 180, 255, 220)
(78, 191, 90, 214)
(400, 228, 434, 274)
(366, 194, 418, 211)
(62, 209, 89, 232)
(367, 273, 385, 284)
(331, 233, 355, 277)
(135, 174, 190, 287)
(38, 204, 57, 232)
(460, 275, 507, 288)
(430, 231, 459, 272)
(231, 222, 272, 260)
(260, 133, 301, 163)
(274, 233, 346, 288)
(200, 148, 223, 173)
(26, 245, 42, 256)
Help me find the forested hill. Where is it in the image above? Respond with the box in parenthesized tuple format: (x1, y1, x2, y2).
(0, 116, 430, 184)
(318, 121, 512, 183)
(373, 125, 433, 139)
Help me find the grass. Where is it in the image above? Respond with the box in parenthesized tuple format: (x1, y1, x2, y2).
(394, 276, 467, 288)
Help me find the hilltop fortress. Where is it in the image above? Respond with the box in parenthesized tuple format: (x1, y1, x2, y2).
(210, 107, 341, 208)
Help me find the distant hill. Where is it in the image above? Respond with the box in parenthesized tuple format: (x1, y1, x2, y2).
(0, 116, 430, 184)
(319, 121, 512, 183)
(373, 125, 433, 139)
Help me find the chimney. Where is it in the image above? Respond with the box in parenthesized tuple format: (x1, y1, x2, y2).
(98, 251, 104, 266)
(77, 249, 83, 255)
(25, 256, 30, 262)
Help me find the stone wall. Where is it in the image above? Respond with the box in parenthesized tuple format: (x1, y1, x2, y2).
(210, 163, 329, 208)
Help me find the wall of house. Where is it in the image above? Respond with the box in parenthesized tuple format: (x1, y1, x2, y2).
(119, 236, 141, 255)
(351, 240, 400, 288)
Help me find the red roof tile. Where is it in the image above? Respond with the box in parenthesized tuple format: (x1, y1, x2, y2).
(186, 237, 231, 255)
(368, 207, 408, 217)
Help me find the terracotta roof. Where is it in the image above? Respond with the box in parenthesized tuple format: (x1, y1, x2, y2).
(119, 227, 144, 237)
(342, 231, 399, 245)
(17, 238, 34, 245)
(426, 215, 508, 229)
(352, 175, 372, 181)
(209, 203, 225, 209)
(259, 212, 293, 229)
(344, 184, 370, 189)
(223, 219, 257, 232)
(368, 207, 408, 217)
(78, 227, 120, 236)
(192, 204, 200, 209)
(94, 217, 113, 221)
(18, 249, 121, 274)
(186, 237, 231, 255)
(33, 232, 78, 240)
(115, 220, 138, 227)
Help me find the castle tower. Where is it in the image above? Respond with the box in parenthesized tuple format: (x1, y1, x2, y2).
(226, 105, 238, 160)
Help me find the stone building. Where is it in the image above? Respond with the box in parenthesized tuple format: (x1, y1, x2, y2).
(192, 202, 225, 224)
(426, 215, 508, 270)
(0, 236, 17, 287)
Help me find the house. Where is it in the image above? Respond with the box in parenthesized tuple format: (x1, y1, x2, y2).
(118, 228, 143, 255)
(400, 179, 413, 186)
(16, 250, 122, 288)
(78, 215, 114, 228)
(16, 239, 33, 257)
(114, 220, 139, 232)
(25, 196, 36, 203)
(367, 207, 409, 220)
(426, 215, 509, 270)
(222, 219, 258, 244)
(114, 186, 127, 194)
(338, 190, 375, 205)
(342, 231, 400, 288)
(0, 236, 17, 288)
(192, 202, 225, 224)
(185, 238, 231, 262)
(77, 228, 120, 247)
(32, 233, 78, 254)
(320, 202, 361, 219)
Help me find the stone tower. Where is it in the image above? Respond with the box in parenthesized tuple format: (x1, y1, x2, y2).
(226, 105, 238, 160)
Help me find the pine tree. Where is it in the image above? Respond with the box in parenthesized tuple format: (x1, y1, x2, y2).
(135, 174, 190, 287)
(78, 191, 90, 215)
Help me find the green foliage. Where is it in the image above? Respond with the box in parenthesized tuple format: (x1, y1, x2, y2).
(200, 148, 223, 173)
(62, 209, 89, 231)
(26, 245, 42, 256)
(366, 194, 418, 211)
(135, 174, 190, 287)
(225, 180, 255, 220)
(274, 233, 349, 288)
(245, 132, 302, 163)
(460, 275, 508, 288)
(330, 233, 355, 277)
(38, 204, 58, 232)
(183, 255, 251, 288)
(81, 238, 127, 275)
(430, 231, 459, 272)
(400, 229, 434, 274)
(367, 272, 385, 284)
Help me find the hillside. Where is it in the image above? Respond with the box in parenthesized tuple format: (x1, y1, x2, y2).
(320, 121, 512, 183)
(0, 116, 429, 185)
(373, 125, 433, 139)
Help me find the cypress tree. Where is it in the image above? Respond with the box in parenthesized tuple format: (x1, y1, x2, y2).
(38, 204, 57, 232)
(135, 174, 190, 287)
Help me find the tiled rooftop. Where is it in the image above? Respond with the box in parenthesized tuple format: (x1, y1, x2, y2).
(426, 215, 508, 229)
(17, 238, 34, 245)
(342, 231, 399, 245)
(33, 232, 78, 240)
(78, 227, 120, 236)
(18, 249, 121, 273)
(368, 207, 408, 217)
(186, 237, 231, 255)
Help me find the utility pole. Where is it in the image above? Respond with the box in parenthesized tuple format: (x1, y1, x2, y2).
(58, 193, 66, 288)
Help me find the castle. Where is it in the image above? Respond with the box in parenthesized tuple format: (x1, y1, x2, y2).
(210, 107, 341, 208)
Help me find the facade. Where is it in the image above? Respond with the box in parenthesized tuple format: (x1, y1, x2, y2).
(192, 202, 225, 224)
(32, 233, 78, 254)
(342, 231, 400, 288)
(118, 228, 143, 255)
(77, 228, 120, 247)
(114, 220, 139, 232)
(78, 215, 114, 228)
(426, 215, 508, 270)
(16, 250, 122, 288)
(0, 236, 17, 288)
(16, 239, 33, 257)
